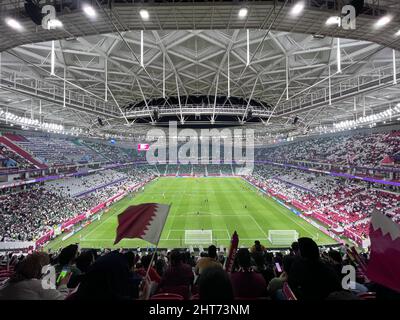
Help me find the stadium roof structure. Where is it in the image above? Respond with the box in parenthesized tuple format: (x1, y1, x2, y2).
(0, 0, 400, 139)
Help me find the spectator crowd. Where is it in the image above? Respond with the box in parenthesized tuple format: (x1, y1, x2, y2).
(249, 165, 400, 241)
(0, 239, 398, 300)
(0, 167, 155, 242)
(255, 130, 400, 169)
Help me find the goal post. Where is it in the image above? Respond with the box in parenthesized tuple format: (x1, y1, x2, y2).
(268, 230, 299, 246)
(184, 230, 213, 245)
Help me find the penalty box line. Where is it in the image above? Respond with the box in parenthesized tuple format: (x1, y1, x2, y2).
(172, 213, 255, 217)
(247, 215, 268, 239)
(82, 215, 262, 242)
(166, 229, 231, 240)
(80, 237, 269, 242)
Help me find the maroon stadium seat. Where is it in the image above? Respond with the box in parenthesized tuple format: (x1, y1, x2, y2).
(357, 292, 377, 300)
(282, 282, 297, 301)
(150, 293, 185, 300)
(158, 285, 190, 299)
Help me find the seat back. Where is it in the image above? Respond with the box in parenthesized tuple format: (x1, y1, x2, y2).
(357, 292, 377, 300)
(191, 293, 200, 300)
(158, 285, 190, 300)
(282, 282, 297, 301)
(150, 293, 184, 300)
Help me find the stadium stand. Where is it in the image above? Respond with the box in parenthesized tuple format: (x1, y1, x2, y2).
(82, 140, 134, 163)
(0, 136, 47, 169)
(15, 136, 106, 165)
(44, 169, 128, 197)
(0, 167, 154, 242)
(255, 130, 400, 170)
(249, 164, 400, 245)
(0, 145, 35, 170)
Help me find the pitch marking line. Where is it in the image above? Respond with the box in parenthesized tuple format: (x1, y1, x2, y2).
(172, 214, 253, 217)
(166, 229, 231, 241)
(78, 178, 322, 245)
(81, 237, 272, 242)
(81, 208, 120, 240)
(83, 229, 232, 243)
(242, 177, 323, 237)
(247, 215, 268, 239)
(273, 205, 314, 235)
(224, 229, 231, 239)
(168, 229, 229, 232)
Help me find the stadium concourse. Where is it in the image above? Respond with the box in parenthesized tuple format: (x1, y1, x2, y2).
(0, 0, 400, 303)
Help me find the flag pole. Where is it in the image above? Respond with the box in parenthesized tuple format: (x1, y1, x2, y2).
(143, 203, 171, 282)
(141, 243, 159, 300)
(144, 244, 159, 281)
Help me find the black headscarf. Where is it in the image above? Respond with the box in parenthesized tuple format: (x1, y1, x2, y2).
(73, 251, 132, 300)
(298, 237, 320, 261)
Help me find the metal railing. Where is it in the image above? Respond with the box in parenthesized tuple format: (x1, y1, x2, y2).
(276, 64, 400, 116)
(125, 104, 272, 118)
(0, 69, 120, 118)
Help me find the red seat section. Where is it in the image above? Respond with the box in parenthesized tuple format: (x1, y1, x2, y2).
(3, 133, 28, 142)
(0, 136, 47, 169)
(158, 285, 190, 300)
(0, 266, 15, 283)
(357, 292, 377, 300)
(282, 282, 297, 301)
(150, 293, 184, 300)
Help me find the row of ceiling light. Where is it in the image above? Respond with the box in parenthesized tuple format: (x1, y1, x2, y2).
(0, 112, 91, 138)
(295, 103, 400, 137)
(4, 3, 150, 31)
(333, 104, 400, 130)
(4, 2, 399, 36)
(0, 109, 64, 132)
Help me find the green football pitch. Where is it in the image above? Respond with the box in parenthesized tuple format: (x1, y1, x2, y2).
(45, 177, 337, 250)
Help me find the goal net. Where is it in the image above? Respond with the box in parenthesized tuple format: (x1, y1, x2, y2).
(268, 230, 299, 246)
(184, 230, 213, 245)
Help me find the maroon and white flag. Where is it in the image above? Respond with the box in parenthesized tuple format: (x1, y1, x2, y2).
(137, 143, 150, 151)
(114, 203, 170, 245)
(366, 211, 400, 293)
(224, 231, 239, 272)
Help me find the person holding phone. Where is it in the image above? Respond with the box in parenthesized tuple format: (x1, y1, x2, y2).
(55, 244, 81, 288)
(56, 266, 71, 286)
(267, 255, 295, 298)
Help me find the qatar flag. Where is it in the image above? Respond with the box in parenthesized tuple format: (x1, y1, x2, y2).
(137, 143, 150, 151)
(366, 211, 400, 293)
(114, 203, 170, 245)
(224, 231, 239, 272)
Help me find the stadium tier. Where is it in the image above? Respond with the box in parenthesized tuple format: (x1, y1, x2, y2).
(0, 128, 398, 246)
(1, 0, 400, 303)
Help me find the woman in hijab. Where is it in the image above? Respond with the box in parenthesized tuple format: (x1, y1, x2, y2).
(71, 251, 136, 300)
